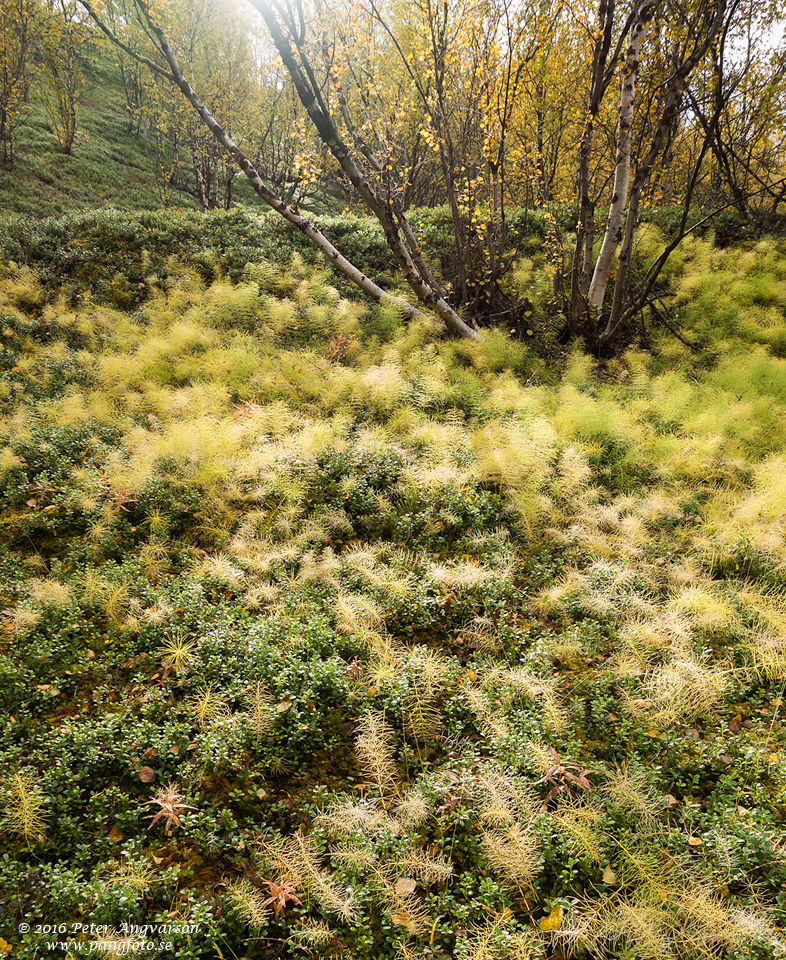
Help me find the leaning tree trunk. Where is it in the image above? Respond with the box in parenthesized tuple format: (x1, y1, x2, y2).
(79, 0, 480, 337)
(249, 0, 478, 339)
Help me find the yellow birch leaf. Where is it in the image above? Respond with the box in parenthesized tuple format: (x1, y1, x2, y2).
(539, 904, 563, 931)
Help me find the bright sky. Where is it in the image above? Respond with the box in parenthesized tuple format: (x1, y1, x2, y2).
(766, 20, 785, 47)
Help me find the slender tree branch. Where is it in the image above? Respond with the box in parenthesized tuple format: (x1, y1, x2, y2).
(78, 0, 175, 82)
(648, 298, 706, 352)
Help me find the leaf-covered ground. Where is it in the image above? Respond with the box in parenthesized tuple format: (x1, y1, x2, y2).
(2, 217, 786, 959)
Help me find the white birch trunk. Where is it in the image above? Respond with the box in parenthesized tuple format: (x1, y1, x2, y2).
(588, 2, 652, 312)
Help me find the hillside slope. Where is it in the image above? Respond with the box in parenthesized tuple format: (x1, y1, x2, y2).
(0, 51, 200, 218)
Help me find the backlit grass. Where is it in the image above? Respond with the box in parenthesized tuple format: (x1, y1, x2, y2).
(2, 216, 786, 958)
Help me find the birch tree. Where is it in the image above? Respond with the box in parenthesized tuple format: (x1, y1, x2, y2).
(567, 0, 640, 333)
(687, 2, 786, 219)
(597, 0, 731, 346)
(80, 0, 479, 336)
(587, 0, 654, 311)
(565, 0, 733, 346)
(40, 0, 90, 155)
(0, 0, 39, 163)
(80, 0, 476, 332)
(102, 0, 150, 136)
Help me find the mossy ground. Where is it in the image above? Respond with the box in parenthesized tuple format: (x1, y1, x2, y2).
(2, 213, 786, 959)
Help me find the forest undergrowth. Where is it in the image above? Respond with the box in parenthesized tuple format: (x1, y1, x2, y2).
(3, 215, 786, 959)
